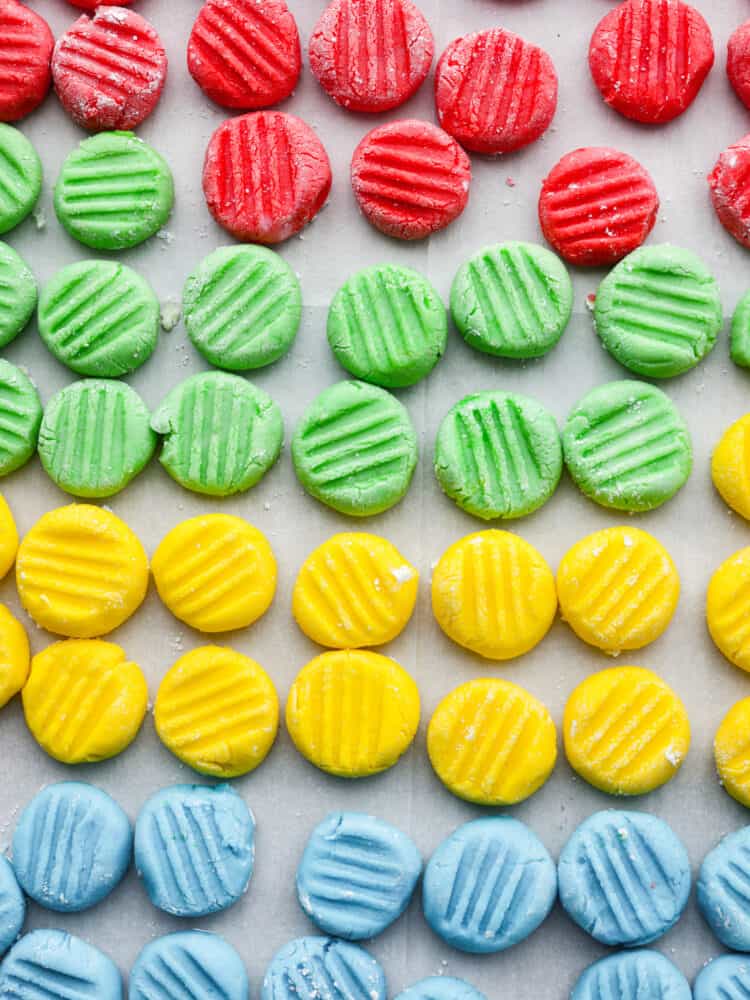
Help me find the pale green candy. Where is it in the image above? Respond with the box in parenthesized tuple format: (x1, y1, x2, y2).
(0, 360, 42, 476)
(0, 124, 41, 235)
(0, 242, 36, 347)
(731, 290, 750, 368)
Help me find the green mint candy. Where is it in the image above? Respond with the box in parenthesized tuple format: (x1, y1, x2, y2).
(0, 124, 42, 235)
(731, 290, 750, 368)
(0, 360, 42, 477)
(0, 241, 37, 347)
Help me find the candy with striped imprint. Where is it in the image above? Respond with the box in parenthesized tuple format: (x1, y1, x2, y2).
(571, 950, 691, 1000)
(130, 931, 249, 1000)
(0, 604, 28, 710)
(715, 698, 750, 806)
(707, 547, 750, 674)
(0, 0, 53, 122)
(0, 360, 42, 478)
(0, 856, 23, 957)
(694, 955, 750, 1000)
(0, 930, 121, 999)
(0, 244, 36, 349)
(262, 937, 386, 1000)
(698, 827, 750, 950)
(0, 125, 41, 234)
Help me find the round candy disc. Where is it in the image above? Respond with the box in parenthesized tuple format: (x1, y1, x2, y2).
(0, 124, 41, 234)
(203, 111, 331, 244)
(0, 494, 16, 581)
(188, 0, 301, 110)
(428, 678, 557, 806)
(709, 134, 750, 250)
(395, 980, 486, 1000)
(564, 666, 690, 795)
(0, 855, 23, 957)
(0, 243, 36, 349)
(715, 697, 750, 806)
(732, 290, 750, 368)
(38, 260, 159, 377)
(699, 827, 750, 950)
(52, 8, 167, 132)
(0, 360, 41, 477)
(183, 245, 301, 371)
(0, 930, 121, 999)
(13, 782, 132, 912)
(327, 264, 447, 387)
(151, 372, 283, 497)
(562, 380, 692, 512)
(571, 951, 691, 1000)
(38, 380, 156, 498)
(262, 938, 386, 1000)
(351, 120, 470, 241)
(55, 131, 174, 250)
(309, 0, 433, 113)
(0, 604, 28, 710)
(434, 391, 562, 519)
(0, 0, 53, 122)
(707, 547, 750, 672)
(23, 639, 147, 764)
(589, 0, 714, 123)
(286, 649, 420, 778)
(131, 932, 249, 1000)
(695, 956, 750, 1000)
(155, 645, 279, 778)
(539, 147, 659, 267)
(16, 503, 149, 638)
(435, 28, 557, 154)
(712, 414, 750, 520)
(729, 21, 750, 110)
(292, 380, 418, 516)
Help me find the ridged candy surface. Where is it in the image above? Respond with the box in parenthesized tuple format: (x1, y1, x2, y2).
(395, 978, 487, 1000)
(707, 547, 750, 673)
(0, 604, 28, 710)
(0, 243, 36, 349)
(571, 950, 691, 1000)
(712, 414, 750, 520)
(130, 931, 249, 1000)
(715, 697, 750, 807)
(0, 929, 121, 1000)
(732, 290, 750, 368)
(0, 124, 41, 235)
(0, 0, 53, 122)
(695, 955, 750, 1000)
(0, 856, 23, 958)
(422, 817, 556, 954)
(698, 827, 750, 951)
(709, 134, 750, 250)
(0, 360, 41, 477)
(262, 937, 386, 1000)
(0, 495, 16, 582)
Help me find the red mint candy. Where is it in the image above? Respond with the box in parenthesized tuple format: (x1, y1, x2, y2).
(539, 147, 659, 267)
(188, 0, 301, 111)
(203, 111, 332, 244)
(708, 135, 750, 250)
(728, 21, 750, 110)
(309, 0, 433, 113)
(52, 7, 167, 132)
(351, 119, 470, 241)
(589, 0, 714, 124)
(0, 0, 54, 123)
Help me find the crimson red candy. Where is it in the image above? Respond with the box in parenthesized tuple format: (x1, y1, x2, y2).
(589, 0, 714, 124)
(709, 135, 750, 250)
(203, 111, 332, 244)
(434, 28, 557, 156)
(539, 147, 659, 267)
(351, 120, 470, 241)
(188, 0, 301, 111)
(309, 0, 433, 113)
(52, 8, 167, 132)
(0, 0, 54, 123)
(728, 21, 750, 110)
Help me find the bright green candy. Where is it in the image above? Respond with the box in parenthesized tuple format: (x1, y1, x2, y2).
(38, 380, 156, 498)
(38, 260, 159, 377)
(0, 242, 37, 347)
(151, 371, 283, 497)
(0, 125, 42, 235)
(594, 244, 722, 378)
(292, 380, 418, 516)
(184, 246, 301, 371)
(0, 360, 42, 476)
(327, 264, 447, 387)
(731, 290, 750, 368)
(435, 391, 562, 520)
(562, 380, 692, 512)
(54, 131, 174, 251)
(450, 242, 573, 359)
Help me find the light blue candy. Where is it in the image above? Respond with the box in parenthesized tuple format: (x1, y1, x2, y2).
(394, 976, 487, 1000)
(13, 782, 132, 913)
(129, 930, 248, 1000)
(134, 784, 255, 918)
(262, 937, 386, 1000)
(694, 954, 750, 1000)
(296, 812, 422, 940)
(422, 817, 556, 954)
(0, 857, 23, 957)
(698, 826, 750, 951)
(0, 928, 122, 999)
(571, 950, 691, 1000)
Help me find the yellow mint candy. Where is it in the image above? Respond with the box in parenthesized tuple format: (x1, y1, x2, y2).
(23, 639, 148, 764)
(286, 649, 420, 778)
(557, 527, 679, 653)
(712, 414, 750, 519)
(16, 504, 149, 638)
(431, 530, 557, 660)
(715, 698, 750, 807)
(564, 666, 690, 796)
(155, 645, 279, 779)
(292, 533, 419, 649)
(707, 547, 750, 672)
(152, 514, 277, 634)
(427, 678, 557, 806)
(0, 494, 17, 580)
(0, 605, 29, 709)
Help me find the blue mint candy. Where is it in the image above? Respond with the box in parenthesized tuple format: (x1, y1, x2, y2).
(572, 950, 691, 1000)
(422, 817, 556, 954)
(296, 812, 422, 940)
(134, 784, 255, 918)
(0, 928, 122, 999)
(394, 977, 487, 1000)
(262, 937, 386, 1000)
(694, 954, 750, 1000)
(129, 930, 248, 1000)
(0, 857, 23, 956)
(698, 826, 750, 950)
(12, 782, 132, 913)
(558, 810, 690, 947)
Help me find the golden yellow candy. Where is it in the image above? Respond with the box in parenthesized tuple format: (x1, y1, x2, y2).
(293, 533, 418, 648)
(0, 495, 17, 581)
(714, 698, 750, 807)
(155, 645, 279, 778)
(564, 666, 690, 796)
(557, 527, 679, 653)
(0, 604, 29, 709)
(427, 678, 557, 806)
(23, 639, 148, 764)
(707, 547, 750, 672)
(431, 530, 557, 660)
(286, 649, 420, 778)
(16, 504, 149, 638)
(152, 514, 276, 633)
(712, 414, 750, 520)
